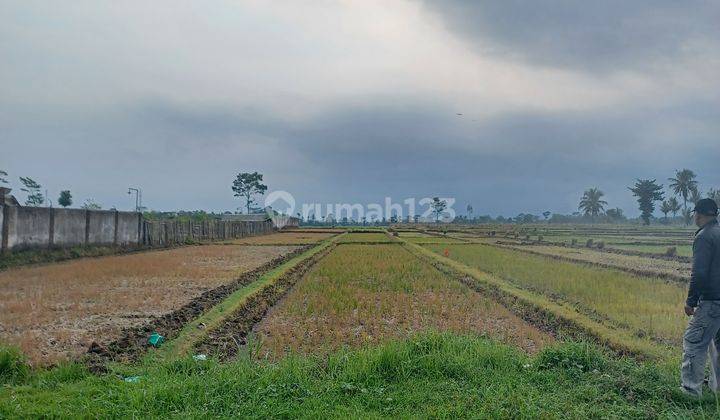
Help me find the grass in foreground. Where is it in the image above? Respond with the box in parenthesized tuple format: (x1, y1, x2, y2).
(0, 333, 713, 418)
(425, 244, 687, 346)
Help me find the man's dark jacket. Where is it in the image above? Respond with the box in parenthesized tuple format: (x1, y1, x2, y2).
(687, 219, 720, 307)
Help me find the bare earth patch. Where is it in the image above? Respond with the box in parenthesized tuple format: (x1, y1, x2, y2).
(254, 244, 552, 360)
(0, 245, 298, 365)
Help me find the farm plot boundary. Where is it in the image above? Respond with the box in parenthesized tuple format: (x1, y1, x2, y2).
(152, 234, 343, 362)
(252, 242, 553, 361)
(193, 241, 338, 360)
(399, 239, 670, 360)
(84, 245, 314, 371)
(483, 242, 688, 283)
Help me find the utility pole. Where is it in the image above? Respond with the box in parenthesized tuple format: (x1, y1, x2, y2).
(128, 187, 142, 212)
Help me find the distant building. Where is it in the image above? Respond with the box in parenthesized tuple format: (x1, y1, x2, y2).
(220, 208, 299, 229)
(0, 187, 20, 206)
(220, 213, 270, 223)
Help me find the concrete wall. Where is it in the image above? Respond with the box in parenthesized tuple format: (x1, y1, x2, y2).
(52, 208, 87, 246)
(87, 210, 116, 245)
(0, 206, 4, 250)
(142, 219, 275, 246)
(7, 206, 52, 250)
(0, 205, 273, 253)
(116, 212, 141, 246)
(0, 206, 143, 253)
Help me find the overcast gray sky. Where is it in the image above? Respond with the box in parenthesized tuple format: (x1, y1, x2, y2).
(2, 0, 719, 216)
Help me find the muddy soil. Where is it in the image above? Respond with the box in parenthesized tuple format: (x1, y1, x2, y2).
(84, 245, 312, 372)
(193, 245, 335, 361)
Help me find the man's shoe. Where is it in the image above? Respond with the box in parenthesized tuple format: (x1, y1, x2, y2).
(680, 386, 702, 398)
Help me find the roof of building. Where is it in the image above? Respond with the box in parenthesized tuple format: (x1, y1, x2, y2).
(0, 187, 20, 206)
(219, 213, 271, 222)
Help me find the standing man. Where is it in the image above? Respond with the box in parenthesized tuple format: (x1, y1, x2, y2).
(681, 198, 720, 397)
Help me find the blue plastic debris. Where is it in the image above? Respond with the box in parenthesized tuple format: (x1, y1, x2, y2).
(148, 332, 164, 347)
(124, 376, 141, 383)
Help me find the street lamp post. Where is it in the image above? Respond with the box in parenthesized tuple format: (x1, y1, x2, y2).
(128, 187, 142, 212)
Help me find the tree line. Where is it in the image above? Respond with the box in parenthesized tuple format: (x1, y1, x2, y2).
(575, 169, 718, 226)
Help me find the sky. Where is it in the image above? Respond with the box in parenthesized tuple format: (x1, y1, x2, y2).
(1, 0, 719, 217)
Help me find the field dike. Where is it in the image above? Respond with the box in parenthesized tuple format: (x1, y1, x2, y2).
(83, 245, 314, 372)
(486, 243, 688, 283)
(491, 238, 692, 263)
(399, 239, 671, 361)
(192, 242, 337, 360)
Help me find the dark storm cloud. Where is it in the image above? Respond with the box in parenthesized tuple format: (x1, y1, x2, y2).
(3, 95, 719, 215)
(271, 100, 720, 215)
(418, 0, 720, 72)
(1, 1, 718, 218)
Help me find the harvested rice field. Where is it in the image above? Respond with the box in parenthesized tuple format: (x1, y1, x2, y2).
(2, 225, 718, 417)
(0, 244, 299, 365)
(226, 231, 337, 245)
(404, 236, 469, 244)
(491, 243, 691, 281)
(254, 244, 552, 359)
(338, 232, 395, 243)
(425, 243, 687, 346)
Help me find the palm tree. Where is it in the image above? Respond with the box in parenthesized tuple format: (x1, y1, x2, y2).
(660, 200, 672, 223)
(668, 197, 681, 222)
(709, 189, 720, 207)
(669, 169, 698, 225)
(689, 186, 702, 207)
(578, 188, 608, 222)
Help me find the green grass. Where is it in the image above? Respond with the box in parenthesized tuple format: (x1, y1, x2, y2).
(0, 245, 131, 271)
(338, 233, 395, 243)
(1, 333, 714, 418)
(425, 244, 687, 346)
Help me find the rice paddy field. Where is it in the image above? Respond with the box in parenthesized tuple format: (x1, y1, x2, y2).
(254, 244, 551, 359)
(1, 225, 717, 418)
(0, 244, 301, 365)
(225, 231, 337, 245)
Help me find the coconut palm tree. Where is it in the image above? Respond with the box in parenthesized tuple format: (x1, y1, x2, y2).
(689, 186, 702, 207)
(660, 200, 673, 223)
(578, 188, 608, 222)
(667, 197, 681, 222)
(669, 169, 698, 225)
(709, 189, 720, 206)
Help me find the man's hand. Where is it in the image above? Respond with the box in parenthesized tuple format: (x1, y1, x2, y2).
(685, 305, 696, 316)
